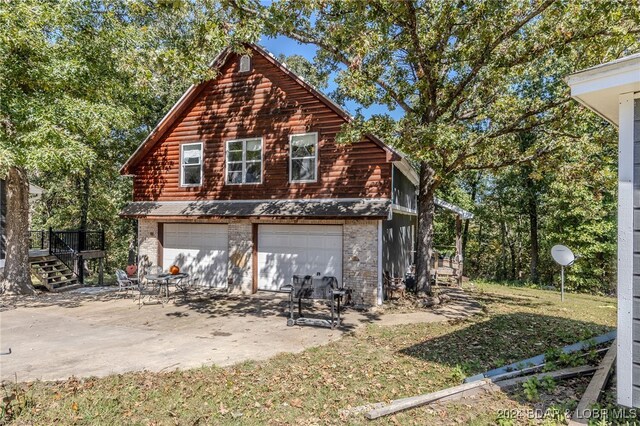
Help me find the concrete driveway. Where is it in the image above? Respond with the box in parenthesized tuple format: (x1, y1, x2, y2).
(0, 288, 480, 382)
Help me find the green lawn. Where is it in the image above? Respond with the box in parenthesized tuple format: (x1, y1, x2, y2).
(2, 282, 619, 425)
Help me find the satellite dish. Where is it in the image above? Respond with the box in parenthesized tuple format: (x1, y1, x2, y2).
(551, 245, 575, 267)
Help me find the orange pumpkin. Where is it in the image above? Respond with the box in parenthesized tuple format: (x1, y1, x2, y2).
(169, 265, 180, 275)
(125, 264, 137, 277)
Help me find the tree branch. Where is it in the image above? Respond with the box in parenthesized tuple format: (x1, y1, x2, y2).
(460, 144, 560, 172)
(228, 0, 414, 113)
(443, 98, 571, 175)
(438, 0, 556, 118)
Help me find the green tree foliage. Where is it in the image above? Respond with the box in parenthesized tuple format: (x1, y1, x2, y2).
(459, 111, 618, 293)
(0, 0, 253, 294)
(231, 0, 640, 294)
(276, 54, 330, 90)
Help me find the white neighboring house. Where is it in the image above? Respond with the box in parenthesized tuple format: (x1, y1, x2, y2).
(566, 53, 640, 408)
(0, 180, 43, 270)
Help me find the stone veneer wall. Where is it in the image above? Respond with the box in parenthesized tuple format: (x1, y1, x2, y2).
(138, 219, 159, 272)
(227, 220, 253, 294)
(343, 220, 380, 306)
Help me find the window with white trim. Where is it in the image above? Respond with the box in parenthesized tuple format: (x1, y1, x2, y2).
(226, 138, 262, 184)
(290, 133, 318, 182)
(180, 143, 203, 186)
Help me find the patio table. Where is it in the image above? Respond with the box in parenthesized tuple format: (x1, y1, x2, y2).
(143, 272, 190, 304)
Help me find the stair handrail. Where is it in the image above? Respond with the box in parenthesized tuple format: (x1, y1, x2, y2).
(48, 229, 79, 276)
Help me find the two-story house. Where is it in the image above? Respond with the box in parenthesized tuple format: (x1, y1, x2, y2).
(120, 44, 419, 306)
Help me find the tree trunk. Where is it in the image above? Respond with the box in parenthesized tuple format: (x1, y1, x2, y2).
(78, 166, 91, 230)
(499, 214, 507, 280)
(416, 161, 437, 296)
(461, 174, 479, 275)
(509, 239, 516, 280)
(527, 181, 540, 284)
(0, 167, 35, 295)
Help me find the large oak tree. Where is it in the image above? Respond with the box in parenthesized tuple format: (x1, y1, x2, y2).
(231, 0, 640, 293)
(0, 0, 252, 294)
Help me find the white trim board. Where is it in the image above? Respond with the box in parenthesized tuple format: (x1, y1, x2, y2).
(617, 92, 634, 407)
(391, 204, 418, 216)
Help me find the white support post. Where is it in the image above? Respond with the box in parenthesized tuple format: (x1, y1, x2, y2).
(617, 92, 634, 407)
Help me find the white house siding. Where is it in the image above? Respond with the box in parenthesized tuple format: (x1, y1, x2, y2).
(633, 97, 640, 407)
(567, 55, 640, 408)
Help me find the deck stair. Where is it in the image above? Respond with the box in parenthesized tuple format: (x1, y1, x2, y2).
(29, 255, 81, 292)
(431, 254, 463, 287)
(28, 229, 106, 290)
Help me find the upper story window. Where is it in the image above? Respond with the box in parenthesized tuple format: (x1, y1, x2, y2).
(239, 55, 251, 72)
(180, 143, 203, 186)
(290, 133, 318, 183)
(226, 138, 262, 184)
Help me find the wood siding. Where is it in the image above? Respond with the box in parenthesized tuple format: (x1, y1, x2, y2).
(392, 165, 417, 211)
(131, 49, 391, 201)
(382, 212, 416, 279)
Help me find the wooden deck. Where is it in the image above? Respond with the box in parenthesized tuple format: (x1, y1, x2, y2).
(431, 255, 463, 287)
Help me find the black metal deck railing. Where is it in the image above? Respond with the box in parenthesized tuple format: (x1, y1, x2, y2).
(49, 231, 77, 276)
(52, 230, 105, 253)
(28, 229, 106, 284)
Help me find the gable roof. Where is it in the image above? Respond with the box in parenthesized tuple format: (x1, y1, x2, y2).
(120, 43, 405, 175)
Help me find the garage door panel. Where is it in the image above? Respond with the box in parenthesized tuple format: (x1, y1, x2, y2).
(162, 224, 228, 289)
(258, 225, 342, 291)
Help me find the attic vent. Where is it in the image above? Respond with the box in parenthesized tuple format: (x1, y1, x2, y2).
(239, 55, 251, 72)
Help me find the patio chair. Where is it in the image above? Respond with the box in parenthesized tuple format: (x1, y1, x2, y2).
(139, 265, 162, 286)
(115, 269, 138, 294)
(136, 280, 162, 307)
(175, 276, 199, 300)
(149, 265, 163, 274)
(383, 271, 406, 300)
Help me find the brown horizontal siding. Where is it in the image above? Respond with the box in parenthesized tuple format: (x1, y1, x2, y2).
(132, 50, 391, 202)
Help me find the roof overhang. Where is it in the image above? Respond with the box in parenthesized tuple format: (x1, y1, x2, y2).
(29, 183, 44, 196)
(120, 198, 391, 219)
(565, 53, 640, 126)
(435, 197, 474, 220)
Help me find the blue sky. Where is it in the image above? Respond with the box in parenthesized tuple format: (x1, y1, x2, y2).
(259, 35, 404, 120)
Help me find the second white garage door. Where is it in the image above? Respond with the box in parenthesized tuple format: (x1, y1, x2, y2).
(257, 224, 343, 291)
(162, 223, 228, 289)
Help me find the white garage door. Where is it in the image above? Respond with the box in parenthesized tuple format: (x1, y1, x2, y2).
(258, 224, 342, 291)
(162, 223, 228, 289)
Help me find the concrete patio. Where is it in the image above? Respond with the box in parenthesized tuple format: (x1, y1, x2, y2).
(0, 288, 481, 382)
